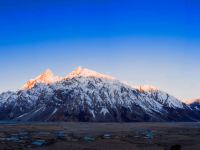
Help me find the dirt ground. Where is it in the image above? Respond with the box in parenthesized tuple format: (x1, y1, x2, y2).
(0, 122, 199, 150)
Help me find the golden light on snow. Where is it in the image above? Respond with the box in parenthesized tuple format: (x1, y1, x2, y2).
(22, 67, 115, 90)
(65, 66, 115, 80)
(23, 69, 62, 89)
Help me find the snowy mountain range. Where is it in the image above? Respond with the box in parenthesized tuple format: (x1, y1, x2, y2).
(0, 67, 199, 122)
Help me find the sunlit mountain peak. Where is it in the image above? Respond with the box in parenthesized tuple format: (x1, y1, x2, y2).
(65, 66, 115, 80)
(23, 69, 62, 89)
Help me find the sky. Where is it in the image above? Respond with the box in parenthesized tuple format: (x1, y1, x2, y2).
(0, 0, 199, 101)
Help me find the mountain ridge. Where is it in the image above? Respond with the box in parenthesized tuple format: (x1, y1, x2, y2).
(0, 67, 199, 122)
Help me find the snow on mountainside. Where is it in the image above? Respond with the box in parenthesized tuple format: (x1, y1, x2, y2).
(0, 67, 199, 122)
(139, 86, 185, 109)
(128, 85, 185, 109)
(0, 91, 17, 104)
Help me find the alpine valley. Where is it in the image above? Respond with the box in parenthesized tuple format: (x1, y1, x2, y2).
(0, 67, 199, 122)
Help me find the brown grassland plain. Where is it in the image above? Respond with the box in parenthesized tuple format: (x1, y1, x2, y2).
(0, 122, 199, 150)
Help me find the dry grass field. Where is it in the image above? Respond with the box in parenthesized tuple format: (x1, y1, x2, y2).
(0, 122, 199, 150)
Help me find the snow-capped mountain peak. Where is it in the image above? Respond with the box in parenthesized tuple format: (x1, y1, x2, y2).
(65, 66, 115, 80)
(37, 69, 54, 81)
(0, 66, 199, 122)
(23, 69, 62, 89)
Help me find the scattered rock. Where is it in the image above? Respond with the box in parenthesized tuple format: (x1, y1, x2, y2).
(135, 129, 154, 140)
(55, 131, 66, 140)
(83, 136, 95, 142)
(32, 140, 47, 147)
(103, 134, 112, 139)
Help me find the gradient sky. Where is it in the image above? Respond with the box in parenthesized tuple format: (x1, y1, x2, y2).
(0, 0, 199, 101)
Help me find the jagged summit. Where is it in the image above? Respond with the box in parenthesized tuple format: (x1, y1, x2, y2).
(39, 69, 54, 79)
(22, 67, 115, 90)
(65, 66, 115, 80)
(23, 69, 62, 89)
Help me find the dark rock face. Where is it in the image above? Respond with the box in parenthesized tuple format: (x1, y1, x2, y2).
(189, 101, 200, 121)
(190, 101, 200, 111)
(0, 74, 199, 122)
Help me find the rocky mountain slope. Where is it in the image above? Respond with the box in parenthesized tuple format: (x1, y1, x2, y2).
(187, 99, 200, 111)
(0, 67, 199, 122)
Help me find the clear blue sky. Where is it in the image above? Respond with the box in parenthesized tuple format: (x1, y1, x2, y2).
(0, 0, 199, 101)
